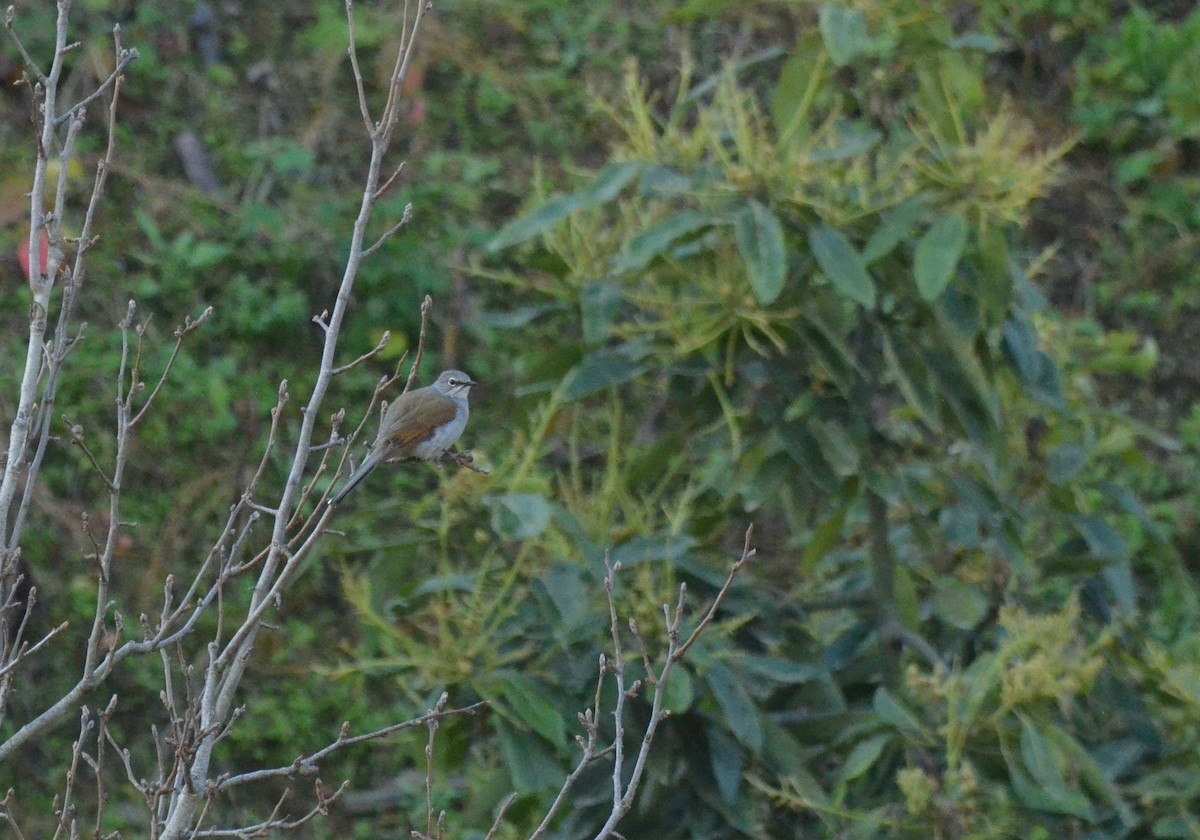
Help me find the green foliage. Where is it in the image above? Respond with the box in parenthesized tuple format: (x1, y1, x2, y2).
(468, 2, 1194, 836)
(4, 0, 1200, 838)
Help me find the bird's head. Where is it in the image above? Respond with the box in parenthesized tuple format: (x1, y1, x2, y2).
(433, 369, 477, 399)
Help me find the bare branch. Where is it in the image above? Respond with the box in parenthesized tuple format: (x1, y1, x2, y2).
(191, 780, 349, 838)
(52, 41, 139, 127)
(405, 295, 434, 394)
(130, 306, 213, 426)
(527, 533, 753, 840)
(483, 794, 517, 840)
(375, 161, 406, 200)
(332, 330, 391, 376)
(344, 0, 374, 136)
(361, 202, 414, 259)
(675, 525, 755, 660)
(3, 6, 47, 84)
(0, 619, 68, 679)
(213, 700, 486, 790)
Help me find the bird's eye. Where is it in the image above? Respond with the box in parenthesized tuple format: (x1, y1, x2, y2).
(448, 378, 459, 385)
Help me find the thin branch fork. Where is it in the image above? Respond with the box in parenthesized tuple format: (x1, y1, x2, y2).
(527, 526, 755, 840)
(331, 330, 391, 376)
(212, 699, 486, 791)
(52, 41, 139, 127)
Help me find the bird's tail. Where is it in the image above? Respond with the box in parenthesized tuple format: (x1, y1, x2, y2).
(330, 452, 379, 505)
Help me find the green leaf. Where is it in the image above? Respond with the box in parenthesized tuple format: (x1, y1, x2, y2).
(1008, 758, 1092, 818)
(577, 160, 643, 208)
(837, 734, 889, 785)
(937, 287, 981, 337)
(738, 655, 825, 685)
(808, 123, 881, 162)
(931, 578, 987, 630)
(798, 313, 865, 391)
(882, 332, 941, 430)
(975, 226, 1014, 320)
(479, 304, 563, 329)
(707, 725, 744, 806)
(782, 424, 840, 492)
(770, 764, 831, 808)
(666, 0, 737, 22)
(565, 345, 647, 400)
(611, 210, 714, 274)
(1002, 317, 1041, 381)
(734, 200, 788, 305)
(411, 574, 476, 597)
(914, 213, 968, 301)
(486, 194, 582, 252)
(961, 653, 1004, 730)
(802, 496, 850, 571)
(610, 534, 695, 568)
(492, 673, 566, 745)
(862, 197, 928, 264)
(486, 161, 641, 252)
(1003, 317, 1068, 411)
(1071, 515, 1128, 560)
(485, 493, 553, 540)
(893, 563, 920, 631)
(809, 418, 861, 476)
(637, 164, 696, 197)
(580, 281, 622, 345)
(541, 565, 588, 629)
(819, 5, 871, 67)
(1020, 716, 1067, 795)
(663, 664, 695, 714)
(1101, 481, 1167, 541)
(1016, 717, 1093, 818)
(495, 719, 564, 793)
(873, 687, 925, 736)
(1103, 561, 1137, 616)
(705, 663, 763, 751)
(809, 224, 875, 307)
(1043, 726, 1137, 826)
(773, 38, 823, 149)
(1046, 444, 1089, 485)
(924, 346, 997, 444)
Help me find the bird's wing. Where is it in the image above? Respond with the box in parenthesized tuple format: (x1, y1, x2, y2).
(382, 390, 458, 452)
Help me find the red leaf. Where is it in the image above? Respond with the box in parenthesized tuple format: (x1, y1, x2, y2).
(18, 230, 49, 284)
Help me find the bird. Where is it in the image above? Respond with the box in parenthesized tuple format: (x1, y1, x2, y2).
(330, 369, 476, 505)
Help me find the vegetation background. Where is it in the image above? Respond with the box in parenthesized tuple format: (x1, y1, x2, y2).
(2, 0, 1200, 837)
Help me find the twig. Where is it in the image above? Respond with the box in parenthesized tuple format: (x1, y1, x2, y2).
(527, 529, 754, 840)
(0, 789, 30, 840)
(192, 781, 349, 838)
(421, 693, 448, 840)
(483, 793, 517, 840)
(212, 700, 486, 790)
(3, 6, 48, 84)
(52, 42, 139, 127)
(63, 419, 114, 490)
(675, 525, 755, 660)
(130, 306, 213, 426)
(0, 620, 68, 679)
(405, 294, 433, 394)
(344, 0, 373, 135)
(362, 202, 414, 258)
(375, 161, 406, 200)
(331, 330, 391, 376)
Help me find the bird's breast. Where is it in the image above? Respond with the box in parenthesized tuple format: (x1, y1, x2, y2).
(412, 401, 469, 460)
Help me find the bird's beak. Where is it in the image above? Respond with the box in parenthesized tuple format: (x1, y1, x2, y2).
(464, 377, 478, 387)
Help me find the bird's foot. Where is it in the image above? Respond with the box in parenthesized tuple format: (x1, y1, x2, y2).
(449, 449, 490, 475)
